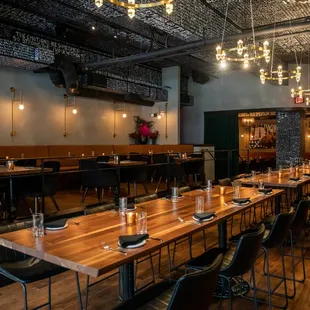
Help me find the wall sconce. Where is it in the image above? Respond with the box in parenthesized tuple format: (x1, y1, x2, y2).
(64, 94, 77, 137)
(150, 106, 165, 120)
(9, 87, 24, 138)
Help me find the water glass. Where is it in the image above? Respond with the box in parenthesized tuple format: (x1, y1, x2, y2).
(195, 196, 204, 213)
(92, 151, 95, 156)
(114, 155, 119, 164)
(136, 212, 147, 234)
(251, 170, 256, 180)
(171, 187, 178, 203)
(206, 180, 212, 192)
(267, 167, 272, 176)
(119, 197, 127, 214)
(258, 179, 265, 190)
(32, 213, 44, 238)
(233, 185, 240, 198)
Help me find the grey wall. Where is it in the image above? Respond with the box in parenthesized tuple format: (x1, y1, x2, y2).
(181, 67, 306, 144)
(0, 66, 179, 145)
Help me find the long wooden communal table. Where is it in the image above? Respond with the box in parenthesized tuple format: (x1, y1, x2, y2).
(0, 166, 52, 220)
(240, 171, 310, 210)
(0, 187, 283, 301)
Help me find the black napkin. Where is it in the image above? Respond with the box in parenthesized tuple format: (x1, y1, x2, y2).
(289, 177, 300, 181)
(193, 212, 215, 222)
(258, 188, 272, 194)
(165, 194, 183, 199)
(119, 234, 149, 248)
(232, 197, 250, 204)
(45, 218, 68, 229)
(244, 174, 252, 178)
(127, 203, 136, 210)
(303, 173, 310, 176)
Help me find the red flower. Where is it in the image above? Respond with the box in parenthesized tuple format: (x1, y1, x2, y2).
(139, 124, 151, 137)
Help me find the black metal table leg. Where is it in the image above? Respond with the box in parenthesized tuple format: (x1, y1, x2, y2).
(275, 194, 281, 215)
(119, 262, 135, 301)
(8, 176, 16, 221)
(218, 220, 227, 249)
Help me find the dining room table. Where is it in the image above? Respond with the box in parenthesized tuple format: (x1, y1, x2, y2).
(0, 166, 52, 220)
(240, 169, 310, 211)
(0, 187, 284, 302)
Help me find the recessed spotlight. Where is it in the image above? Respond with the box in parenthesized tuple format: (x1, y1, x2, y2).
(91, 25, 96, 30)
(114, 35, 117, 39)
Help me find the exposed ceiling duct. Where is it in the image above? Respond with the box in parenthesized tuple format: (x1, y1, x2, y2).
(81, 18, 310, 69)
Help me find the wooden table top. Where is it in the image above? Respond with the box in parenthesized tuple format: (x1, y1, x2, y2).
(173, 157, 203, 162)
(0, 187, 283, 278)
(240, 171, 310, 188)
(0, 166, 52, 177)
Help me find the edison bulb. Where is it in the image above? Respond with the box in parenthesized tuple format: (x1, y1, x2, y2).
(95, 0, 103, 8)
(157, 114, 162, 120)
(122, 113, 127, 118)
(72, 108, 77, 114)
(220, 60, 226, 69)
(19, 104, 24, 110)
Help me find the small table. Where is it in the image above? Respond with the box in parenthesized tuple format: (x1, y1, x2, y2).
(0, 166, 52, 220)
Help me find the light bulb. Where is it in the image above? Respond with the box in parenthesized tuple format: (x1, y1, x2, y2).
(128, 0, 135, 18)
(237, 40, 243, 56)
(291, 88, 295, 98)
(91, 25, 96, 30)
(157, 114, 162, 120)
(243, 53, 249, 69)
(128, 8, 135, 18)
(220, 60, 226, 69)
(122, 113, 127, 118)
(166, 3, 173, 15)
(19, 104, 24, 110)
(95, 0, 103, 8)
(216, 45, 222, 61)
(72, 108, 77, 114)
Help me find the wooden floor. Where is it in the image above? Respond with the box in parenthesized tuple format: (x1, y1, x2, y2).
(1, 187, 310, 309)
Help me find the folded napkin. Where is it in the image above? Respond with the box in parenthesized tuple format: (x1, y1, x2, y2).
(127, 203, 136, 210)
(289, 177, 300, 181)
(244, 174, 252, 179)
(258, 188, 272, 194)
(44, 218, 68, 229)
(232, 197, 250, 204)
(193, 212, 215, 222)
(303, 173, 310, 177)
(165, 194, 183, 199)
(119, 234, 149, 248)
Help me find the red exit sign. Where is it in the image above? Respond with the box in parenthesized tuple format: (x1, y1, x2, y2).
(295, 97, 304, 104)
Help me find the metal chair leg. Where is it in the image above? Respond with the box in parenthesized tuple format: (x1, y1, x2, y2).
(50, 196, 60, 211)
(155, 176, 162, 193)
(80, 188, 89, 204)
(85, 275, 90, 310)
(48, 277, 52, 310)
(143, 183, 148, 194)
(21, 283, 28, 310)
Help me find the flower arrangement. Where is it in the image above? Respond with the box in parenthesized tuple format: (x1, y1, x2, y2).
(149, 130, 159, 140)
(128, 116, 159, 144)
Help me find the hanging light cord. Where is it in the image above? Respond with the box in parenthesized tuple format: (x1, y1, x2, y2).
(221, 0, 230, 46)
(249, 0, 256, 57)
(270, 24, 276, 74)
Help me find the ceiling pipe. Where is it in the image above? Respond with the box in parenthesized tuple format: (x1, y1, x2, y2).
(80, 18, 310, 69)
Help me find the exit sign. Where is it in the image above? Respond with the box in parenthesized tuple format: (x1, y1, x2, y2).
(295, 97, 304, 104)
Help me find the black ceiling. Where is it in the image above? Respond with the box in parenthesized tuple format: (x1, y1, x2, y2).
(0, 0, 310, 81)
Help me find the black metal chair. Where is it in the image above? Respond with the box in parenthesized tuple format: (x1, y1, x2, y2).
(17, 161, 61, 213)
(79, 159, 119, 204)
(183, 156, 204, 185)
(120, 155, 149, 197)
(0, 220, 83, 310)
(186, 224, 266, 310)
(113, 253, 223, 310)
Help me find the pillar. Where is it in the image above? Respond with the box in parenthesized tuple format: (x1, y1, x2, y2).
(276, 111, 305, 167)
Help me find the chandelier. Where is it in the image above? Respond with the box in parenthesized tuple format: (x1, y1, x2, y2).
(215, 0, 270, 70)
(242, 117, 255, 127)
(260, 65, 301, 85)
(94, 0, 173, 18)
(216, 40, 270, 69)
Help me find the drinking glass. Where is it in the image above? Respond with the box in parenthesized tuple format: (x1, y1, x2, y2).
(136, 212, 147, 234)
(258, 179, 265, 190)
(278, 165, 283, 173)
(92, 151, 95, 156)
(195, 196, 204, 214)
(171, 187, 178, 203)
(206, 180, 212, 192)
(251, 170, 256, 180)
(32, 213, 44, 237)
(119, 197, 127, 214)
(68, 151, 71, 157)
(233, 185, 240, 198)
(267, 167, 272, 176)
(114, 155, 119, 164)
